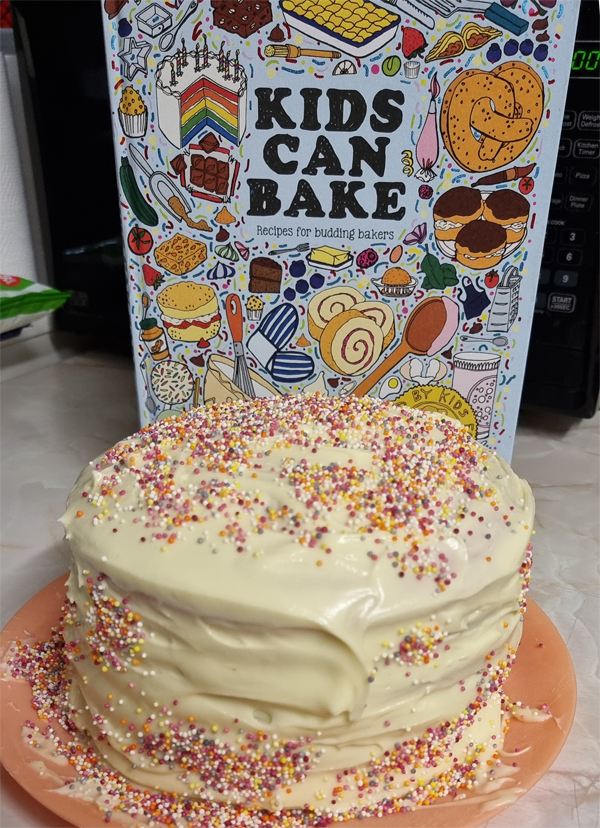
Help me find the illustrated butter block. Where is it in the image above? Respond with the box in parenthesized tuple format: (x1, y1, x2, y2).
(310, 246, 351, 267)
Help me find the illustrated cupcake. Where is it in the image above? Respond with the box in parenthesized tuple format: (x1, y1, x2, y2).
(372, 267, 417, 297)
(246, 296, 264, 321)
(118, 86, 147, 138)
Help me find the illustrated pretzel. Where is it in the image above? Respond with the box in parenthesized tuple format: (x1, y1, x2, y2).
(440, 61, 544, 173)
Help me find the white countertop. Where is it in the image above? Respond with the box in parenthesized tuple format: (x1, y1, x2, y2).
(1, 352, 598, 828)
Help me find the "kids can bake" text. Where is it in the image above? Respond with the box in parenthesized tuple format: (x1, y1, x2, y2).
(247, 87, 407, 221)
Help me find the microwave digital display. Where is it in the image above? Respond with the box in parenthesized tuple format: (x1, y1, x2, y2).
(571, 46, 600, 76)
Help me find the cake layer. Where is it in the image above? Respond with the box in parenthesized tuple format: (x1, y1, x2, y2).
(61, 396, 534, 814)
(156, 51, 247, 148)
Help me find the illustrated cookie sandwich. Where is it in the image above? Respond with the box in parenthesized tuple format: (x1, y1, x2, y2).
(455, 220, 507, 269)
(157, 282, 222, 344)
(249, 257, 283, 293)
(433, 188, 484, 241)
(482, 189, 530, 244)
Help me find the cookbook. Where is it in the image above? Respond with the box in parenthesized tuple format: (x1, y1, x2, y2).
(103, 0, 579, 460)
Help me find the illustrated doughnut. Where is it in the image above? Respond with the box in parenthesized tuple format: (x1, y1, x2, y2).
(353, 301, 396, 350)
(319, 309, 384, 376)
(151, 360, 194, 404)
(307, 286, 363, 341)
(440, 61, 544, 173)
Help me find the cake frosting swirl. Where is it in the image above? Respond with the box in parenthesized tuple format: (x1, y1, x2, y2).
(61, 394, 533, 817)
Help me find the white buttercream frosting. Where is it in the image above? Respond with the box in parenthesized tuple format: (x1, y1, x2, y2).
(60, 394, 534, 815)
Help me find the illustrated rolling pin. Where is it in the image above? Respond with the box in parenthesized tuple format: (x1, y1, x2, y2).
(351, 297, 459, 397)
(264, 45, 341, 59)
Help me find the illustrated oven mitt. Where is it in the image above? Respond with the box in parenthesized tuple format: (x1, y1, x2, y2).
(247, 303, 314, 383)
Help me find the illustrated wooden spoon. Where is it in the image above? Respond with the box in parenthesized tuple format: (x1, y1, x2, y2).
(351, 296, 459, 397)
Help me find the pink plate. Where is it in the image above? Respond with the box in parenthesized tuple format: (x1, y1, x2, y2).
(1, 575, 576, 828)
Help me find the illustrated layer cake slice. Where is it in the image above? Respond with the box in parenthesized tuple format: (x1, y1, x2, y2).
(156, 43, 247, 147)
(60, 395, 534, 821)
(249, 256, 283, 292)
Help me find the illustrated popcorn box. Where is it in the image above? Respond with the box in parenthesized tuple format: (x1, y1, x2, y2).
(103, 0, 580, 461)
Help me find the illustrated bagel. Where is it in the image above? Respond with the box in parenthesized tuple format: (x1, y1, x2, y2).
(307, 286, 363, 341)
(440, 61, 544, 173)
(320, 309, 384, 376)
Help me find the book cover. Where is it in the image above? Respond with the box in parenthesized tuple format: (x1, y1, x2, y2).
(103, 0, 580, 460)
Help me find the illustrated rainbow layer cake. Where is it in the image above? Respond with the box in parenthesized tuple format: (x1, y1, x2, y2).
(156, 40, 247, 148)
(59, 395, 534, 822)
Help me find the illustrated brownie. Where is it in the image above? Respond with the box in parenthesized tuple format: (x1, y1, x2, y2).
(249, 256, 282, 293)
(211, 0, 273, 37)
(190, 154, 230, 195)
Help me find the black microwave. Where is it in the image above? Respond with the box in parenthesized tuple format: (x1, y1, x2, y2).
(11, 0, 600, 416)
(520, 0, 600, 418)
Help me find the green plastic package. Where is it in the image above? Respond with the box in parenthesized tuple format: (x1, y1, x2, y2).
(0, 274, 70, 335)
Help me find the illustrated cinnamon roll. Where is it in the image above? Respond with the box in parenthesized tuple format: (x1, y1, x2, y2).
(307, 286, 363, 341)
(319, 309, 384, 376)
(353, 300, 396, 350)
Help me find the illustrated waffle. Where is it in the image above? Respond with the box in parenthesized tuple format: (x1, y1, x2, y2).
(190, 154, 230, 196)
(211, 0, 273, 37)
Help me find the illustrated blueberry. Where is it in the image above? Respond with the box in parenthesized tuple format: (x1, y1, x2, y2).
(289, 260, 306, 278)
(519, 39, 533, 56)
(487, 43, 502, 63)
(310, 273, 325, 289)
(504, 39, 519, 56)
(118, 18, 132, 36)
(284, 287, 296, 301)
(296, 279, 309, 295)
(533, 44, 548, 61)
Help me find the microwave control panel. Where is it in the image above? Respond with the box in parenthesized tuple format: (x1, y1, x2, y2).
(522, 0, 599, 417)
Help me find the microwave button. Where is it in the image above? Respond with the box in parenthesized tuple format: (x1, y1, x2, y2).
(539, 268, 551, 285)
(553, 165, 567, 183)
(566, 193, 593, 212)
(545, 228, 557, 245)
(553, 270, 579, 287)
(542, 247, 554, 264)
(569, 167, 598, 186)
(573, 139, 600, 160)
(535, 292, 547, 310)
(558, 139, 572, 158)
(577, 111, 600, 131)
(556, 250, 582, 267)
(560, 229, 585, 246)
(548, 293, 576, 313)
(562, 110, 576, 130)
(550, 194, 563, 210)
